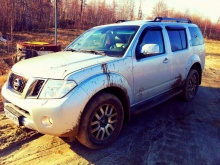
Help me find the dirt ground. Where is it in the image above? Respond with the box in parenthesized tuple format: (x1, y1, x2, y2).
(0, 42, 220, 164)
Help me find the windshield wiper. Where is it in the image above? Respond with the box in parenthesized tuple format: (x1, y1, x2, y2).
(80, 50, 106, 56)
(66, 48, 79, 52)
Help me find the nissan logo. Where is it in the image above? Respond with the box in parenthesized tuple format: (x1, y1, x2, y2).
(13, 78, 21, 91)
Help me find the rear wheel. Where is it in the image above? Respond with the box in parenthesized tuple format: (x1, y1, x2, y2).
(181, 69, 199, 101)
(77, 92, 124, 149)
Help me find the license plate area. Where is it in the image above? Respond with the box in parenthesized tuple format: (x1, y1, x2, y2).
(4, 105, 23, 126)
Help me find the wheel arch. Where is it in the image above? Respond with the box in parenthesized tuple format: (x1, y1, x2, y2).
(99, 87, 130, 122)
(81, 87, 130, 124)
(189, 62, 202, 84)
(77, 73, 132, 124)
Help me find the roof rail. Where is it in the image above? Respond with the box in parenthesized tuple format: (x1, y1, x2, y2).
(153, 17, 192, 23)
(116, 20, 130, 23)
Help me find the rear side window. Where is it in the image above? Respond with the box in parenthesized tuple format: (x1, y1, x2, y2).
(167, 29, 187, 52)
(189, 27, 204, 46)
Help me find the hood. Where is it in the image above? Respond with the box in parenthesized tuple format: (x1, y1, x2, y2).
(12, 51, 117, 79)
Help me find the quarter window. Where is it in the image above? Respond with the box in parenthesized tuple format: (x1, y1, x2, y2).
(167, 29, 187, 52)
(189, 27, 204, 46)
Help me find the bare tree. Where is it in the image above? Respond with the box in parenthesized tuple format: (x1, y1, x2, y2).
(138, 0, 143, 20)
(152, 0, 168, 17)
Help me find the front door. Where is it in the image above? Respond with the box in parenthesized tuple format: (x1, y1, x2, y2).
(133, 26, 171, 104)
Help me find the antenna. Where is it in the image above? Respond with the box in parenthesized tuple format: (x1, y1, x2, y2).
(55, 0, 58, 45)
(138, 0, 143, 20)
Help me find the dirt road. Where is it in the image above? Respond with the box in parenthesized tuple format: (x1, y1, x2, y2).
(0, 53, 220, 164)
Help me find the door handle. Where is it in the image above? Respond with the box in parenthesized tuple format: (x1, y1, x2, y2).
(163, 58, 170, 63)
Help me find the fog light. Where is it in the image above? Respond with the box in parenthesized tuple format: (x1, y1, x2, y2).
(41, 116, 53, 127)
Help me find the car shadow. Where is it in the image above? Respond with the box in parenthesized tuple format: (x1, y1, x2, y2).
(68, 86, 220, 165)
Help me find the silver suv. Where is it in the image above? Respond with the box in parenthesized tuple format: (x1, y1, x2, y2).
(1, 17, 205, 149)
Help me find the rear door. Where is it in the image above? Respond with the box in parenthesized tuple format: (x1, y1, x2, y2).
(166, 26, 190, 88)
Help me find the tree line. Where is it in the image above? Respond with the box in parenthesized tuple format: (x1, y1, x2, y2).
(150, 0, 220, 40)
(0, 0, 219, 40)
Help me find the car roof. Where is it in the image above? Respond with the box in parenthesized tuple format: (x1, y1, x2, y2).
(96, 21, 196, 30)
(97, 17, 197, 28)
(115, 20, 151, 26)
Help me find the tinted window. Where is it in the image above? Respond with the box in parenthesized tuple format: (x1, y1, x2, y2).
(167, 29, 187, 52)
(140, 30, 165, 54)
(189, 27, 204, 46)
(180, 30, 187, 49)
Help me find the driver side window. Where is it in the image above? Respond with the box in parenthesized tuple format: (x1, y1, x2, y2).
(140, 29, 165, 55)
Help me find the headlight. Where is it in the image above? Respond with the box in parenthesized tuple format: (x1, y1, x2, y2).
(39, 79, 77, 99)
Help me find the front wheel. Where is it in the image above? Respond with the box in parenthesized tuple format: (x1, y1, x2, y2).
(77, 92, 124, 149)
(181, 69, 199, 101)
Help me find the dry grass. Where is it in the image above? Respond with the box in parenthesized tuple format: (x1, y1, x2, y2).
(205, 39, 220, 55)
(0, 74, 8, 89)
(0, 29, 84, 57)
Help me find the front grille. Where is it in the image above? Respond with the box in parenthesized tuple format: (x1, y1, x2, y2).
(32, 80, 45, 96)
(9, 73, 28, 94)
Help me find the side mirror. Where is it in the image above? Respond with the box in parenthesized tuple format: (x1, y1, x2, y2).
(141, 44, 159, 55)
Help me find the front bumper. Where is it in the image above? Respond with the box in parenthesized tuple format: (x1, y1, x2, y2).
(1, 82, 89, 137)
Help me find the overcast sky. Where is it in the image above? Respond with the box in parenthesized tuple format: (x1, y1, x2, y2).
(140, 0, 220, 23)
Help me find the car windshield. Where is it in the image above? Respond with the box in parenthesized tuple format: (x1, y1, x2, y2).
(65, 25, 139, 57)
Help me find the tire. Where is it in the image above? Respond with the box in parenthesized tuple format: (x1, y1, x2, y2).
(77, 92, 124, 149)
(181, 69, 199, 101)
